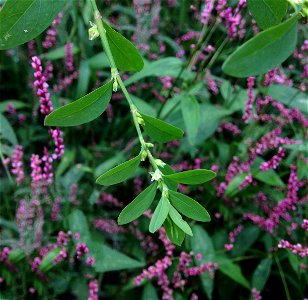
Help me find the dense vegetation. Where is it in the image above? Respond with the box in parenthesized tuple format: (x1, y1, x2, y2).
(0, 0, 307, 299)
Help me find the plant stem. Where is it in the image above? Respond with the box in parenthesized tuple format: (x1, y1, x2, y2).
(274, 254, 291, 300)
(89, 0, 160, 173)
(0, 144, 13, 184)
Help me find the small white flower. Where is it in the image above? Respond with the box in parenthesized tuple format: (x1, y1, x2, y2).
(150, 169, 163, 182)
(155, 159, 166, 167)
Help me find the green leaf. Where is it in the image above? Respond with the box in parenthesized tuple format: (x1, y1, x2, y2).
(39, 248, 61, 272)
(103, 21, 144, 72)
(164, 169, 216, 185)
(45, 81, 113, 126)
(131, 95, 157, 117)
(76, 60, 91, 99)
(93, 243, 144, 272)
(216, 255, 250, 289)
(191, 226, 215, 299)
(159, 164, 178, 191)
(224, 173, 248, 197)
(140, 113, 184, 143)
(252, 157, 285, 187)
(266, 84, 308, 114)
(43, 44, 80, 60)
(118, 182, 158, 225)
(222, 16, 298, 77)
(181, 95, 200, 145)
(169, 205, 192, 236)
(0, 100, 27, 113)
(8, 249, 24, 263)
(169, 191, 210, 222)
(124, 57, 188, 86)
(142, 283, 159, 300)
(252, 258, 272, 291)
(0, 0, 66, 50)
(68, 209, 91, 244)
(164, 217, 185, 246)
(0, 114, 17, 146)
(149, 196, 170, 233)
(96, 154, 141, 186)
(231, 226, 260, 256)
(247, 0, 288, 30)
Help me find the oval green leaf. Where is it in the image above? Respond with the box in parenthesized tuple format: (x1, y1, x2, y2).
(181, 95, 200, 146)
(103, 21, 144, 72)
(222, 15, 298, 78)
(169, 205, 193, 236)
(39, 248, 61, 272)
(169, 190, 211, 222)
(96, 154, 141, 186)
(45, 81, 113, 127)
(247, 0, 288, 30)
(164, 169, 216, 185)
(140, 113, 184, 143)
(164, 217, 185, 246)
(118, 182, 158, 225)
(0, 0, 65, 50)
(149, 196, 170, 233)
(252, 258, 272, 291)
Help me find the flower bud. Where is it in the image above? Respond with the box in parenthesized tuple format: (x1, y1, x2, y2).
(88, 21, 99, 40)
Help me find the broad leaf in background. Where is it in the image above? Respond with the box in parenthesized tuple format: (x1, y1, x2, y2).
(140, 113, 184, 143)
(103, 21, 144, 72)
(169, 191, 211, 222)
(165, 169, 216, 185)
(68, 210, 91, 243)
(124, 57, 189, 86)
(93, 243, 144, 272)
(191, 226, 215, 300)
(43, 44, 80, 60)
(181, 95, 200, 145)
(76, 60, 91, 98)
(247, 0, 288, 30)
(45, 81, 113, 126)
(231, 226, 260, 256)
(0, 114, 17, 146)
(142, 283, 159, 300)
(224, 173, 248, 197)
(222, 15, 298, 77)
(266, 84, 308, 114)
(164, 217, 185, 246)
(118, 182, 158, 225)
(96, 154, 141, 186)
(39, 248, 61, 272)
(252, 258, 272, 291)
(169, 205, 193, 236)
(0, 101, 27, 113)
(215, 256, 250, 289)
(149, 196, 170, 233)
(252, 157, 285, 187)
(0, 0, 66, 50)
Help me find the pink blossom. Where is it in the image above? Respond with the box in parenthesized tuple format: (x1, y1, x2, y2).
(243, 77, 256, 123)
(76, 243, 89, 259)
(260, 147, 285, 171)
(11, 145, 24, 184)
(31, 56, 53, 115)
(88, 279, 99, 300)
(65, 42, 74, 73)
(42, 13, 62, 49)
